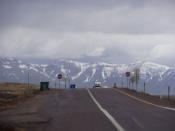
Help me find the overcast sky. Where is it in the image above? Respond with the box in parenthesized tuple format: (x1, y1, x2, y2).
(0, 0, 175, 66)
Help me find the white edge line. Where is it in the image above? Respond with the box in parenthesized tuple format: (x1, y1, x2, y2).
(113, 88, 175, 112)
(87, 89, 125, 131)
(162, 107, 175, 111)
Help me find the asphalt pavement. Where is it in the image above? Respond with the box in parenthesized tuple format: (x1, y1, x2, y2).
(0, 89, 116, 131)
(91, 88, 175, 131)
(0, 88, 175, 131)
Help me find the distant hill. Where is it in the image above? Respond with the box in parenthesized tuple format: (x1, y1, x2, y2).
(0, 57, 175, 95)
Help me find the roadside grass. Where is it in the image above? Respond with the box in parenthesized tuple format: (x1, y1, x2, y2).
(0, 82, 40, 111)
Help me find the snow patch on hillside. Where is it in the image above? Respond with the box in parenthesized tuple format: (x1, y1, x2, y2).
(19, 64, 28, 69)
(3, 65, 12, 69)
(72, 64, 90, 80)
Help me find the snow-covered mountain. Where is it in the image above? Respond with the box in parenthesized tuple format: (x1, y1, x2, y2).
(0, 57, 175, 95)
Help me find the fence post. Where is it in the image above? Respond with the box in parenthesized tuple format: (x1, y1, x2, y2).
(168, 86, 170, 100)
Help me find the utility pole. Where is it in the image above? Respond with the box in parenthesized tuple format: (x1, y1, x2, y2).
(68, 76, 70, 88)
(68, 63, 71, 88)
(144, 82, 146, 95)
(64, 76, 67, 88)
(135, 68, 140, 92)
(67, 74, 70, 88)
(27, 65, 30, 88)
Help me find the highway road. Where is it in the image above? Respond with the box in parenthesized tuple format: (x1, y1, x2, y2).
(91, 88, 175, 131)
(0, 88, 175, 131)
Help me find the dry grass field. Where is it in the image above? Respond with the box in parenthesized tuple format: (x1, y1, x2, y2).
(0, 83, 39, 111)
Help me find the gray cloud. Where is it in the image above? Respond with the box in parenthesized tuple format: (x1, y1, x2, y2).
(0, 0, 175, 66)
(1, 0, 175, 33)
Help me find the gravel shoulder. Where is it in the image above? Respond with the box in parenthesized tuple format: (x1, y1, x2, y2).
(115, 87, 175, 108)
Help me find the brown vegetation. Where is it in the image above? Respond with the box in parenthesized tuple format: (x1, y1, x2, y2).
(0, 83, 39, 111)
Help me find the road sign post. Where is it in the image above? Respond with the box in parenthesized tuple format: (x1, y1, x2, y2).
(57, 74, 62, 88)
(125, 72, 130, 88)
(59, 79, 60, 88)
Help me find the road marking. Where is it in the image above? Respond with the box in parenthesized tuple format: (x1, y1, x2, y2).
(162, 107, 175, 111)
(87, 89, 125, 131)
(131, 117, 144, 129)
(113, 88, 175, 112)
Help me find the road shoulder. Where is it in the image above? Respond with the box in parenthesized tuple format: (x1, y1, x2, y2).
(113, 88, 175, 111)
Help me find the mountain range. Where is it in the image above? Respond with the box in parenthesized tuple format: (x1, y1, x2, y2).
(0, 57, 175, 95)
